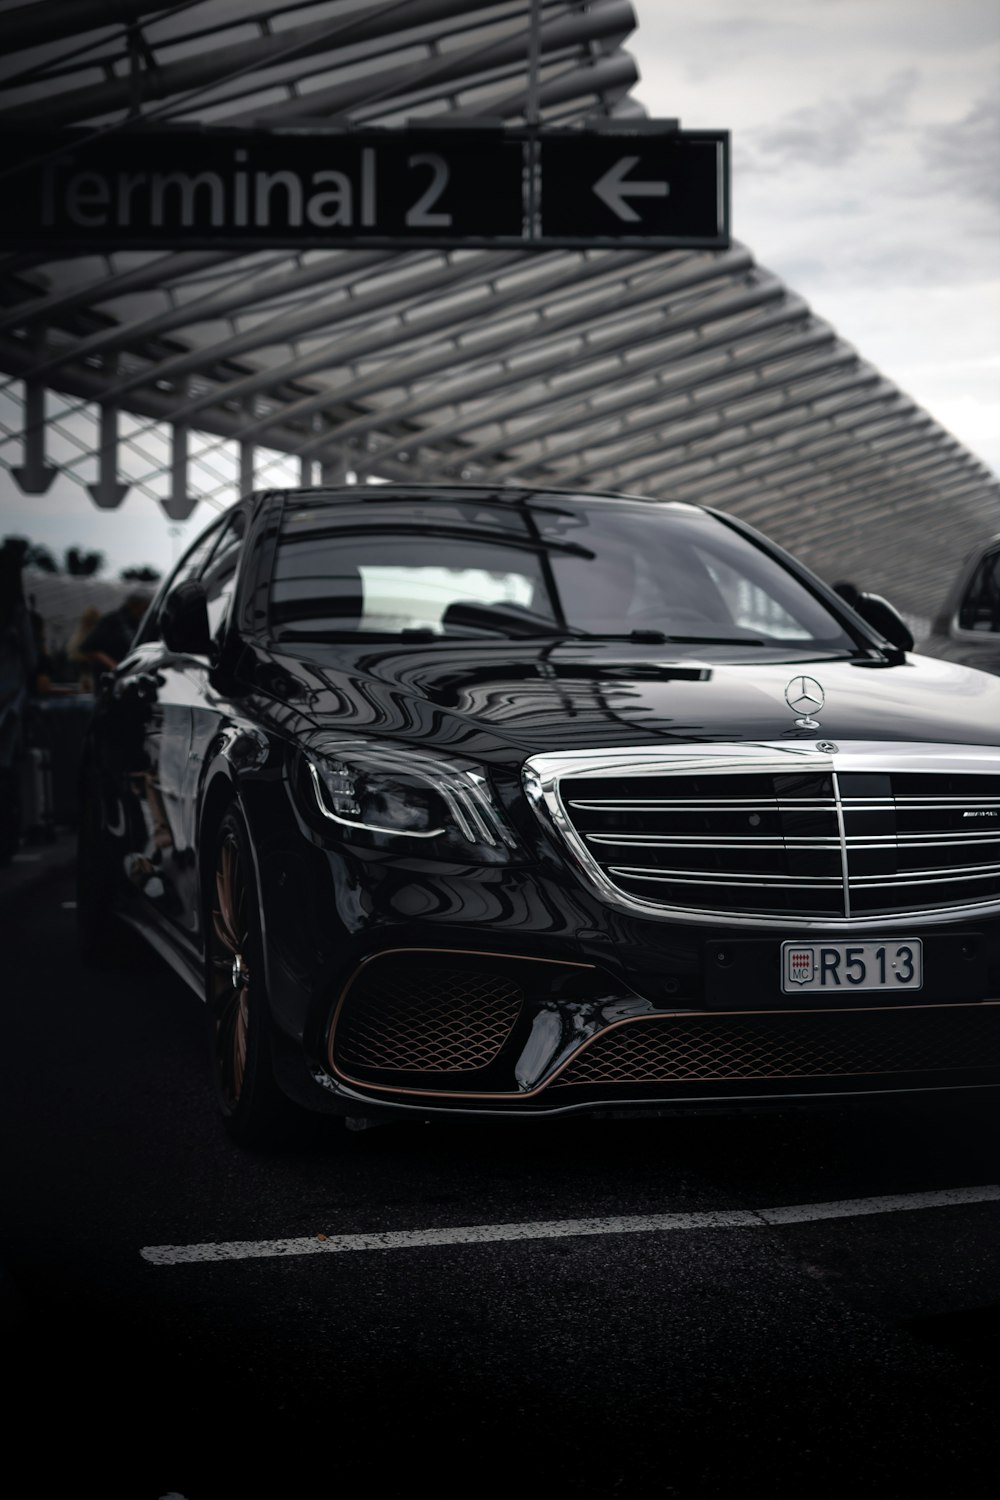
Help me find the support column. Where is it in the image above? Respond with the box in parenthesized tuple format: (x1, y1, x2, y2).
(239, 439, 255, 497)
(12, 376, 58, 495)
(161, 420, 197, 521)
(320, 452, 349, 486)
(87, 403, 130, 508)
(239, 396, 256, 496)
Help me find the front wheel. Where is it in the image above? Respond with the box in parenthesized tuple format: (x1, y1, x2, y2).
(206, 807, 312, 1148)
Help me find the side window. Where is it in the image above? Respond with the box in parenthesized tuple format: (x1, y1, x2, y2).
(958, 549, 1000, 634)
(134, 522, 223, 645)
(200, 510, 247, 641)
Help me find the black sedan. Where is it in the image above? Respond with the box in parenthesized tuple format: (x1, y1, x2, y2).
(77, 485, 1000, 1144)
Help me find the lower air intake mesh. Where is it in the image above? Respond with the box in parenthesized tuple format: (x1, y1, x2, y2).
(335, 965, 523, 1074)
(550, 1005, 1000, 1086)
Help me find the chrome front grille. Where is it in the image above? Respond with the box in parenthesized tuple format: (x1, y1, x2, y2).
(526, 743, 1000, 926)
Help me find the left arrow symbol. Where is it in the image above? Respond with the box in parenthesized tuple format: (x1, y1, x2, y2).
(592, 155, 669, 223)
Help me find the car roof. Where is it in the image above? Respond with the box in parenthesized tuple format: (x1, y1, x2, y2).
(258, 482, 700, 512)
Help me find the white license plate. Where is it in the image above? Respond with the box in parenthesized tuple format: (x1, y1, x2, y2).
(781, 940, 922, 994)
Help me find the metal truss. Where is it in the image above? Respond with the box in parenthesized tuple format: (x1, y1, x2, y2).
(0, 0, 996, 625)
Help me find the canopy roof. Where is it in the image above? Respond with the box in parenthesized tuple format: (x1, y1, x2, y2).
(1, 0, 996, 630)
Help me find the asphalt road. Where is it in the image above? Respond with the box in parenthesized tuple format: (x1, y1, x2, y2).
(2, 872, 998, 1500)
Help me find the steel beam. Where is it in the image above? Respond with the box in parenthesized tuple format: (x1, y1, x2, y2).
(491, 329, 847, 479)
(350, 278, 793, 469)
(237, 251, 755, 452)
(1, 0, 513, 123)
(0, 0, 165, 53)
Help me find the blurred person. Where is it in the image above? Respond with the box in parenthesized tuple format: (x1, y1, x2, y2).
(78, 591, 152, 672)
(0, 538, 37, 862)
(66, 605, 102, 690)
(27, 598, 53, 693)
(29, 601, 102, 831)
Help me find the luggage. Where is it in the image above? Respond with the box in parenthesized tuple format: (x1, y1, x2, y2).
(0, 765, 18, 864)
(19, 742, 55, 843)
(33, 694, 95, 826)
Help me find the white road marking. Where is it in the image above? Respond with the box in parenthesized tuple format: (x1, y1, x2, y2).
(757, 1186, 1000, 1224)
(141, 1184, 1000, 1267)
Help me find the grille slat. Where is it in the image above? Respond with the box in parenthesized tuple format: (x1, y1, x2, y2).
(852, 866, 1000, 886)
(587, 835, 842, 847)
(608, 867, 842, 888)
(556, 754, 1000, 920)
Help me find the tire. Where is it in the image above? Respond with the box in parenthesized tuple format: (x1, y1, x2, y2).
(206, 806, 312, 1148)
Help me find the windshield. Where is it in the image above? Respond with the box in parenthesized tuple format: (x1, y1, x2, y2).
(269, 493, 857, 651)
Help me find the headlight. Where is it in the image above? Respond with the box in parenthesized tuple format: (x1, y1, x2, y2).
(302, 738, 520, 863)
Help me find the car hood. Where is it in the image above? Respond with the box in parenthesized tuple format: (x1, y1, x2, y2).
(265, 642, 1000, 760)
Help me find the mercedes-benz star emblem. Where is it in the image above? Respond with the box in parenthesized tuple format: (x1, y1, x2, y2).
(785, 675, 825, 729)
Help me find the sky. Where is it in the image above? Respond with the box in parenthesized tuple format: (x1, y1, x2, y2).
(1, 0, 997, 581)
(631, 0, 1000, 472)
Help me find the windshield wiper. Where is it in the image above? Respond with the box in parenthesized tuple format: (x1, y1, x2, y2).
(661, 633, 766, 646)
(562, 630, 767, 646)
(273, 628, 438, 643)
(273, 625, 769, 647)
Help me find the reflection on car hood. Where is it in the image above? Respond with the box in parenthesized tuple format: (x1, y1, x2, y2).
(268, 643, 1000, 759)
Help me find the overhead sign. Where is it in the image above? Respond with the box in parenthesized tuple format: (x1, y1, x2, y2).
(2, 124, 729, 252)
(541, 131, 728, 246)
(6, 128, 525, 249)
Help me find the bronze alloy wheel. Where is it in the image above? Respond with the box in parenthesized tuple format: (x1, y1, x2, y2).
(209, 828, 251, 1110)
(205, 807, 310, 1147)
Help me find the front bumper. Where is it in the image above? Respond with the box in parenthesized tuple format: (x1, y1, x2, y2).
(229, 729, 1000, 1118)
(258, 840, 1000, 1117)
(322, 944, 1000, 1114)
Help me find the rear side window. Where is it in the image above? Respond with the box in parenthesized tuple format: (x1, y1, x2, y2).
(958, 549, 1000, 634)
(134, 521, 223, 644)
(201, 511, 247, 640)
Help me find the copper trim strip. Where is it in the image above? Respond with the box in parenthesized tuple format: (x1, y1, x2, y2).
(326, 946, 596, 1097)
(327, 988, 1000, 1103)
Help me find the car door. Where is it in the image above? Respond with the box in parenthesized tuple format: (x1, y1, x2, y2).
(110, 522, 225, 940)
(167, 508, 250, 942)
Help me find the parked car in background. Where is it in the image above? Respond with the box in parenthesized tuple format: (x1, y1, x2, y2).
(921, 535, 1000, 676)
(76, 486, 1000, 1146)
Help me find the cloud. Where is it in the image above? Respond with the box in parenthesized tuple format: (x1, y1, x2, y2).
(920, 96, 1000, 204)
(626, 10, 806, 86)
(628, 0, 1000, 475)
(744, 69, 919, 168)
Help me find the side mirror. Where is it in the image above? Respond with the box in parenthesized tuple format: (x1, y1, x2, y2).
(161, 580, 212, 656)
(836, 586, 914, 653)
